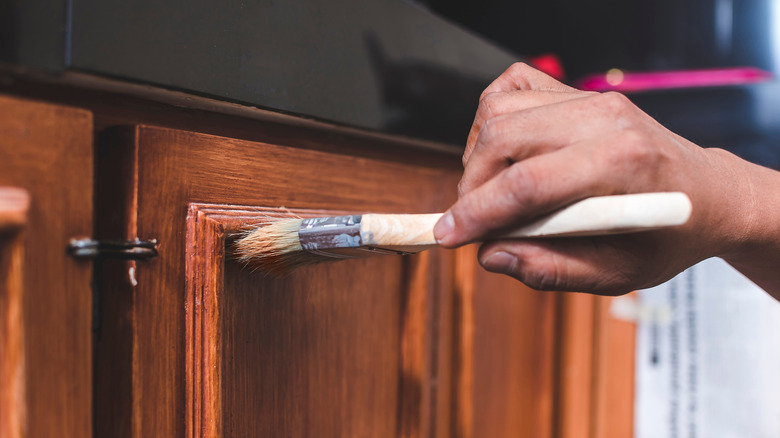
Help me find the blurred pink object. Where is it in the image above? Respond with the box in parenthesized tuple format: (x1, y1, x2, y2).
(577, 67, 772, 92)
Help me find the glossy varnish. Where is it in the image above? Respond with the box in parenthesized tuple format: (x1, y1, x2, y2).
(0, 95, 93, 438)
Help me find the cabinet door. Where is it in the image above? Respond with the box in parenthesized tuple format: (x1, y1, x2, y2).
(95, 125, 464, 438)
(0, 187, 29, 438)
(0, 95, 93, 438)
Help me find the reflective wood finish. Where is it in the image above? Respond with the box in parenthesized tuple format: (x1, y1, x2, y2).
(0, 86, 636, 438)
(0, 187, 29, 438)
(96, 126, 463, 437)
(0, 95, 93, 438)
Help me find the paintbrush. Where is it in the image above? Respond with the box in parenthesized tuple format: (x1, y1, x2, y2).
(235, 192, 691, 273)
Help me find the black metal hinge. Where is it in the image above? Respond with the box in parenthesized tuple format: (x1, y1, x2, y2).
(67, 238, 159, 260)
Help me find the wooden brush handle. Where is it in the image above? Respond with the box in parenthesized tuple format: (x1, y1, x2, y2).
(360, 192, 692, 250)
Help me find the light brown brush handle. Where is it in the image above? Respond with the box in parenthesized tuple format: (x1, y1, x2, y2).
(360, 192, 692, 252)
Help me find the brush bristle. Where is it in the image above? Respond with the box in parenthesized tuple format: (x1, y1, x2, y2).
(234, 218, 333, 275)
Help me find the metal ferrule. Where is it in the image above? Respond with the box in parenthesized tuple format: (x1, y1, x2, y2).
(299, 215, 364, 254)
(298, 215, 415, 258)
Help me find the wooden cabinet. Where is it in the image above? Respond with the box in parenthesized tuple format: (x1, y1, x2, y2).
(91, 125, 579, 438)
(0, 95, 93, 438)
(0, 187, 29, 438)
(94, 125, 464, 437)
(0, 91, 635, 438)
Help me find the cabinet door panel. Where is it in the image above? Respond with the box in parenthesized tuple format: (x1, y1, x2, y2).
(186, 204, 442, 438)
(221, 258, 404, 436)
(97, 126, 461, 438)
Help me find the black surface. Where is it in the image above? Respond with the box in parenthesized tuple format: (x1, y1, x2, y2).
(427, 0, 778, 80)
(67, 0, 520, 144)
(0, 0, 66, 70)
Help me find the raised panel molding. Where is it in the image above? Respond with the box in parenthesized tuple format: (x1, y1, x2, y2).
(185, 204, 441, 438)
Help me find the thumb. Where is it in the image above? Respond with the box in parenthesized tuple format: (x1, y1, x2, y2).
(477, 238, 644, 295)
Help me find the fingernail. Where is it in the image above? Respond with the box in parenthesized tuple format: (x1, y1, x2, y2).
(482, 251, 517, 273)
(434, 212, 455, 245)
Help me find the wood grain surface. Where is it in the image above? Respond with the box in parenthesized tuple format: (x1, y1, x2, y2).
(0, 188, 30, 230)
(0, 188, 28, 438)
(556, 294, 637, 438)
(92, 123, 636, 438)
(0, 95, 93, 438)
(96, 126, 463, 437)
(0, 76, 641, 438)
(592, 295, 636, 438)
(185, 205, 435, 437)
(471, 261, 558, 438)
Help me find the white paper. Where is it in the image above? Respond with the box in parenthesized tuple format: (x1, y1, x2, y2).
(635, 258, 780, 438)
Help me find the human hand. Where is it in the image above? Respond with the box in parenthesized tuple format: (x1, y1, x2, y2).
(433, 62, 771, 295)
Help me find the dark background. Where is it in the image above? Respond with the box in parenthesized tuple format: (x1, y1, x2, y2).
(425, 0, 777, 79)
(426, 0, 780, 168)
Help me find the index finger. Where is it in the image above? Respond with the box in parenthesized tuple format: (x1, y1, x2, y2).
(481, 62, 576, 98)
(435, 141, 627, 247)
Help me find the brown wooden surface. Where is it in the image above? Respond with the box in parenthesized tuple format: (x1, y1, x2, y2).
(0, 188, 28, 438)
(449, 246, 481, 438)
(470, 260, 558, 438)
(94, 123, 638, 438)
(185, 205, 446, 437)
(557, 293, 598, 438)
(0, 231, 24, 438)
(0, 188, 30, 230)
(592, 295, 636, 438)
(0, 95, 93, 438)
(93, 128, 141, 438)
(0, 69, 460, 170)
(96, 125, 463, 437)
(0, 75, 642, 438)
(557, 294, 636, 438)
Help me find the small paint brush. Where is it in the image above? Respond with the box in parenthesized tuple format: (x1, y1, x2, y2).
(235, 192, 692, 273)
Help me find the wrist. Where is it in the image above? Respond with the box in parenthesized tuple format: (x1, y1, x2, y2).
(706, 148, 780, 293)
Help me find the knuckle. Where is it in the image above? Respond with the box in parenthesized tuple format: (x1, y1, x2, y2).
(598, 91, 632, 115)
(477, 92, 502, 120)
(501, 164, 540, 209)
(476, 116, 500, 148)
(504, 62, 534, 87)
(507, 61, 532, 77)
